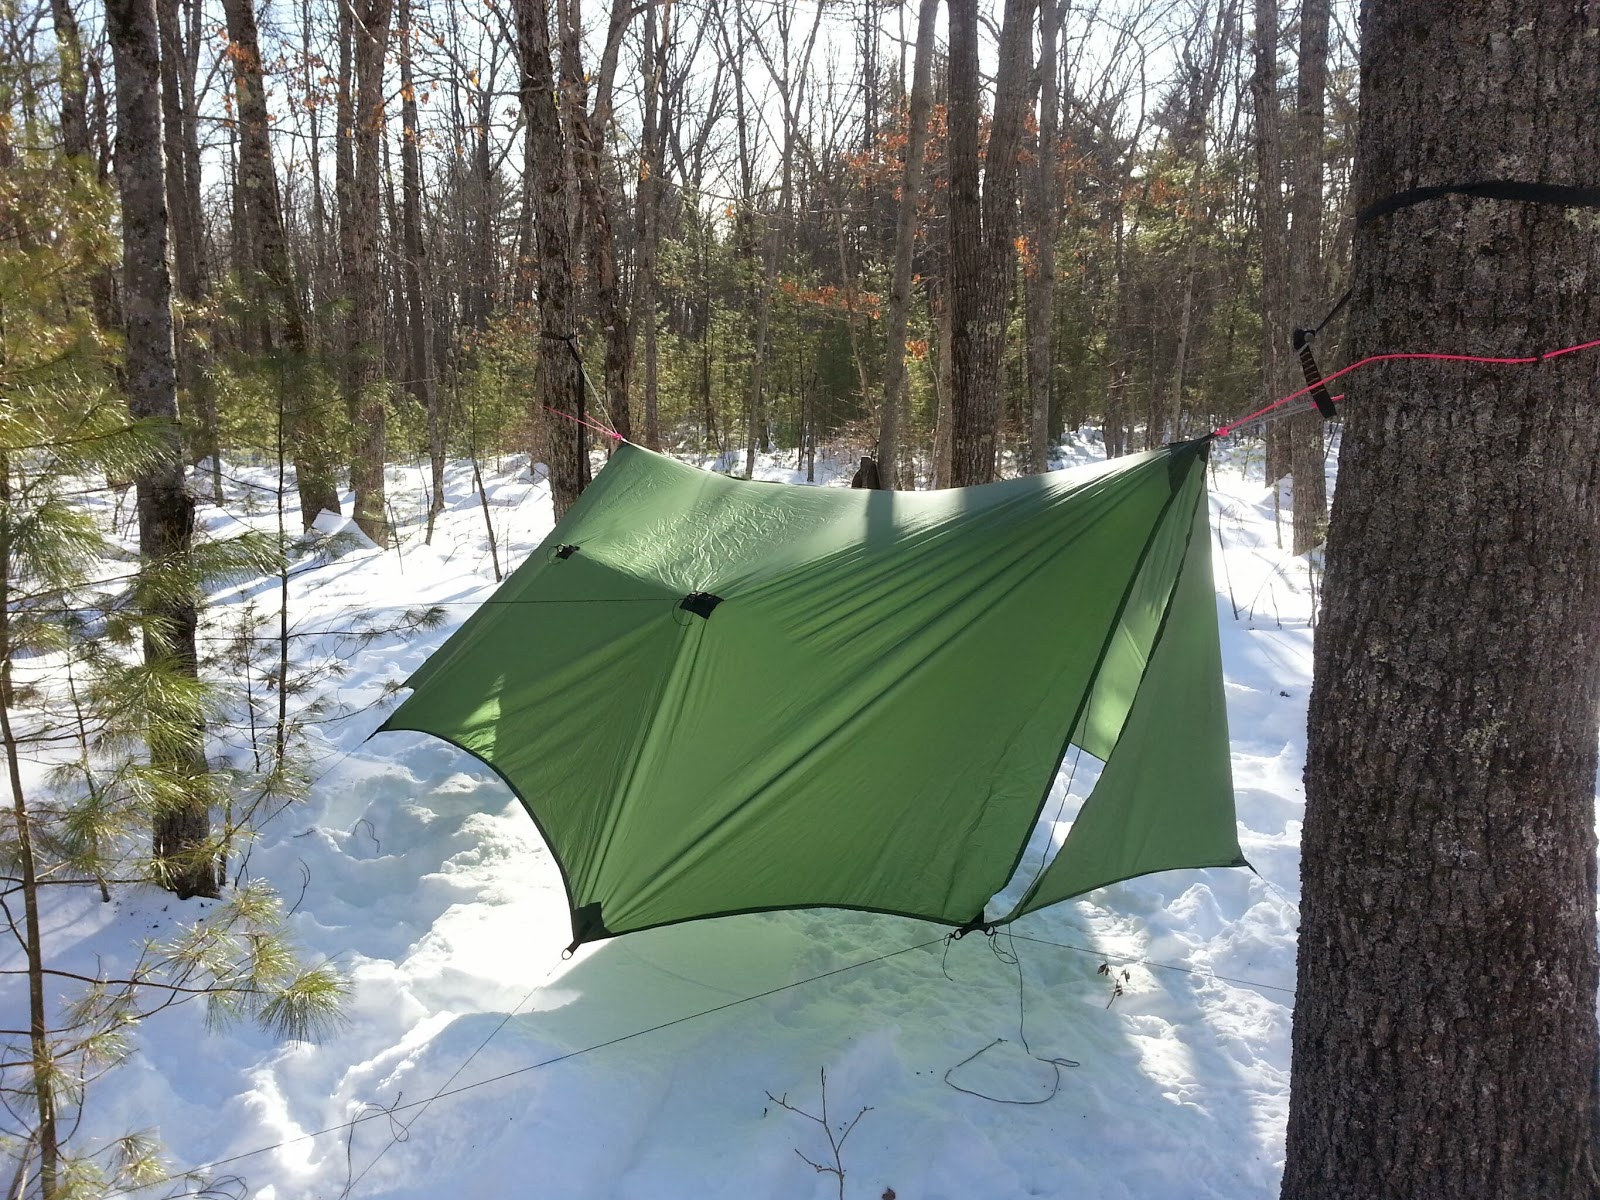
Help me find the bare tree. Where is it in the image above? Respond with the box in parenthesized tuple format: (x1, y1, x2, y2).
(48, 0, 90, 160)
(396, 0, 445, 537)
(876, 0, 939, 488)
(345, 0, 394, 545)
(1024, 0, 1063, 473)
(1251, 0, 1291, 477)
(514, 0, 585, 516)
(630, 0, 674, 450)
(1286, 0, 1329, 555)
(557, 0, 635, 442)
(947, 0, 1037, 485)
(222, 0, 342, 527)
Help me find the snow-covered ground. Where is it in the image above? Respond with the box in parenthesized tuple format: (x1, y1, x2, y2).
(12, 433, 1335, 1199)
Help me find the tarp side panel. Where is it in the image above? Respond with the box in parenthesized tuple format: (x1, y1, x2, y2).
(1002, 481, 1245, 919)
(1073, 462, 1202, 761)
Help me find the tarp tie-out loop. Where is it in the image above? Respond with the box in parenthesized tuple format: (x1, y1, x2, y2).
(949, 914, 996, 941)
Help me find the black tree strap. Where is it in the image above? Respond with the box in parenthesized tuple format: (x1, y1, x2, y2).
(1356, 180, 1600, 227)
(1291, 327, 1340, 420)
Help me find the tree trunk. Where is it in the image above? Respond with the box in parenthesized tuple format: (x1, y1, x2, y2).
(1283, 4, 1600, 1197)
(1156, 1, 1235, 449)
(158, 0, 219, 501)
(0, 464, 58, 1200)
(514, 0, 585, 517)
(947, 0, 1036, 486)
(930, 271, 954, 487)
(632, 0, 671, 451)
(106, 0, 217, 900)
(396, 0, 445, 535)
(557, 0, 634, 442)
(49, 0, 90, 160)
(876, 0, 938, 489)
(1286, 0, 1329, 555)
(1252, 0, 1291, 477)
(222, 0, 342, 528)
(1024, 0, 1061, 474)
(345, 0, 393, 546)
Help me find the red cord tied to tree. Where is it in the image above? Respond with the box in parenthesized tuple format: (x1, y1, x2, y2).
(543, 404, 623, 442)
(1214, 334, 1600, 439)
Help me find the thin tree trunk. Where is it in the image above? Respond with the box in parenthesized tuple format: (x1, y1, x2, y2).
(1157, 2, 1236, 448)
(0, 463, 57, 1200)
(222, 0, 341, 527)
(876, 0, 938, 489)
(1283, 4, 1600, 1196)
(396, 0, 444, 535)
(1252, 0, 1291, 481)
(632, 0, 670, 450)
(107, 0, 216, 900)
(1286, 0, 1329, 555)
(49, 0, 90, 160)
(948, 0, 1037, 486)
(931, 272, 954, 487)
(557, 0, 633, 442)
(346, 0, 393, 546)
(514, 0, 584, 517)
(158, 0, 219, 500)
(1024, 0, 1062, 473)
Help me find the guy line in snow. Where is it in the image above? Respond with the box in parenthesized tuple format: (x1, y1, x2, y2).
(97, 921, 1295, 1197)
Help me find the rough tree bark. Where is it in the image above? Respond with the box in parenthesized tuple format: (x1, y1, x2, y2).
(1286, 0, 1329, 555)
(557, 0, 634, 442)
(1282, 4, 1600, 1198)
(157, 0, 219, 500)
(1023, 0, 1062, 474)
(396, 0, 445, 537)
(513, 0, 585, 517)
(631, 0, 672, 451)
(106, 0, 217, 899)
(222, 0, 342, 527)
(947, 0, 1036, 486)
(876, 0, 938, 489)
(1251, 0, 1291, 473)
(345, 0, 393, 546)
(1155, 1, 1235, 449)
(49, 0, 90, 160)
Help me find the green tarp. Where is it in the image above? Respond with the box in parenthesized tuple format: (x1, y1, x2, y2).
(383, 440, 1246, 947)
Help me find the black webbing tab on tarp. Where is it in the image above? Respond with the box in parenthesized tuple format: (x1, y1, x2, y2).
(679, 592, 724, 619)
(1291, 328, 1339, 420)
(1356, 180, 1600, 227)
(565, 902, 611, 955)
(950, 912, 995, 940)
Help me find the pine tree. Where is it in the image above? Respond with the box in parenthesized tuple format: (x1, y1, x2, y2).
(0, 136, 346, 1200)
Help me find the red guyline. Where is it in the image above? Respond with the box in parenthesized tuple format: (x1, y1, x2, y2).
(543, 404, 624, 442)
(1213, 336, 1600, 438)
